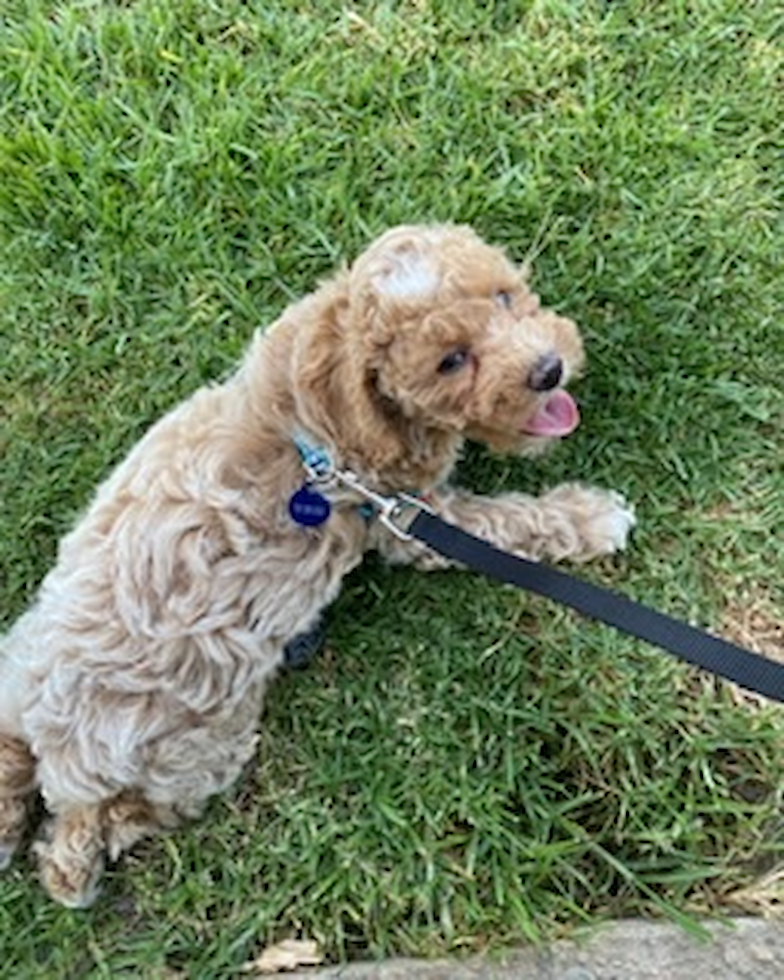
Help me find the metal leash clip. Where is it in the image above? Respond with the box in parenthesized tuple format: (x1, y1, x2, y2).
(332, 470, 434, 542)
(377, 491, 436, 542)
(293, 435, 434, 541)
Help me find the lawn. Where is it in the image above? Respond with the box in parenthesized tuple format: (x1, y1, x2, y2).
(1, 0, 783, 975)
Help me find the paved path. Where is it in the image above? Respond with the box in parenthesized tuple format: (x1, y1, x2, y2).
(289, 918, 784, 979)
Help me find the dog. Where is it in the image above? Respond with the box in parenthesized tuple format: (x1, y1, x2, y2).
(0, 224, 635, 906)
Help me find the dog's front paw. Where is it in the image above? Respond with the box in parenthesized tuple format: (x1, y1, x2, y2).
(540, 484, 636, 562)
(585, 488, 636, 555)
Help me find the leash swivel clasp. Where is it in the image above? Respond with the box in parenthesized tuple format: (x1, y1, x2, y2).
(373, 488, 435, 542)
(293, 435, 434, 542)
(334, 471, 434, 542)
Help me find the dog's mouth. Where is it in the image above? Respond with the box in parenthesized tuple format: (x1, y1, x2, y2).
(520, 390, 580, 438)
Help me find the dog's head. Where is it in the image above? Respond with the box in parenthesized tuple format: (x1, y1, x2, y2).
(293, 224, 585, 484)
(349, 224, 584, 453)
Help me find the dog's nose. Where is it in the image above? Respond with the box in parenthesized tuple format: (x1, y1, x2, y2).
(527, 352, 563, 392)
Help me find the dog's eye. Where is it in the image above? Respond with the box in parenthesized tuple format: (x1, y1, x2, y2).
(495, 290, 513, 310)
(437, 347, 470, 375)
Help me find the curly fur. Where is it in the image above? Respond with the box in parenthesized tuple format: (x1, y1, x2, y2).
(0, 224, 634, 905)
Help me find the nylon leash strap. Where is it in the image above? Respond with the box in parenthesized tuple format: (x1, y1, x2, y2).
(408, 510, 784, 704)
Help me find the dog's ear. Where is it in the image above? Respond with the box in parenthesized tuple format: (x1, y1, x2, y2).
(291, 229, 464, 482)
(290, 276, 413, 474)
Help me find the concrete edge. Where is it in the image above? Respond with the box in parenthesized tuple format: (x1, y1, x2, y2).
(285, 917, 784, 979)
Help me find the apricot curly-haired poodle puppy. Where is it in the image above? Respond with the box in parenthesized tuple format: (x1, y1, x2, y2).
(0, 225, 634, 906)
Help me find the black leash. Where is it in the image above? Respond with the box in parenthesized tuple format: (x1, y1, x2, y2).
(288, 436, 783, 699)
(408, 510, 784, 704)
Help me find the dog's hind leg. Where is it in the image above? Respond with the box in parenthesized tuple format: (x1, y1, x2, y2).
(101, 790, 180, 862)
(0, 734, 36, 869)
(34, 791, 186, 906)
(34, 804, 106, 908)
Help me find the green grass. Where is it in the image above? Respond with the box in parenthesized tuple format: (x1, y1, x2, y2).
(1, 0, 783, 974)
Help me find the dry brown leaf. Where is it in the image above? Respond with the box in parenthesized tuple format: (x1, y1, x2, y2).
(726, 867, 784, 918)
(242, 938, 324, 975)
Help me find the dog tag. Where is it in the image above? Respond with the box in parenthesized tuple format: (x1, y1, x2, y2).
(289, 485, 331, 527)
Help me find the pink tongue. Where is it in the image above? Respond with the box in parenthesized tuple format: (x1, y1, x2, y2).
(522, 390, 580, 438)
